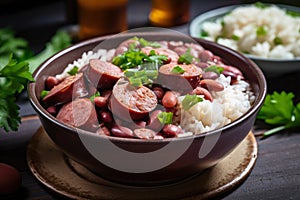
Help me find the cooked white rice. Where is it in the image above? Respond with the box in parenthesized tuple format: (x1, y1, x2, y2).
(201, 4, 300, 59)
(177, 75, 252, 136)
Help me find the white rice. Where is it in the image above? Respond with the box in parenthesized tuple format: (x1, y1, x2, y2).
(178, 74, 252, 135)
(201, 4, 300, 59)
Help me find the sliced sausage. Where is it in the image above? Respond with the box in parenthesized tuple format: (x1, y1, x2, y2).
(109, 79, 158, 121)
(157, 63, 202, 93)
(43, 73, 88, 106)
(56, 98, 99, 131)
(86, 59, 123, 90)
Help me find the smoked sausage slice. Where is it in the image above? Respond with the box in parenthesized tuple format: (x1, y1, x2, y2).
(109, 79, 158, 121)
(56, 98, 98, 131)
(43, 73, 88, 106)
(86, 59, 123, 89)
(157, 63, 202, 93)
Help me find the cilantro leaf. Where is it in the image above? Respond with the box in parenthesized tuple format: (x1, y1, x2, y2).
(257, 91, 300, 137)
(0, 56, 33, 132)
(178, 48, 198, 64)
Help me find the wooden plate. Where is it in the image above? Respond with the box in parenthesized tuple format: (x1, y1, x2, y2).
(27, 127, 257, 199)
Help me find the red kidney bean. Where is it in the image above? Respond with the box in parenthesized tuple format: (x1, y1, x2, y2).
(99, 111, 113, 123)
(196, 62, 209, 69)
(94, 96, 107, 108)
(152, 87, 165, 99)
(97, 125, 111, 136)
(222, 65, 243, 76)
(200, 79, 224, 91)
(191, 87, 213, 102)
(46, 106, 57, 116)
(162, 124, 182, 137)
(111, 125, 134, 138)
(202, 71, 219, 80)
(199, 50, 214, 62)
(133, 128, 157, 139)
(46, 76, 60, 90)
(162, 91, 177, 108)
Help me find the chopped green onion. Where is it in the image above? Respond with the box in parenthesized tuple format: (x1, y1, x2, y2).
(256, 26, 267, 36)
(90, 91, 100, 101)
(182, 94, 203, 111)
(254, 2, 269, 9)
(231, 34, 240, 41)
(157, 112, 173, 125)
(178, 48, 198, 64)
(132, 36, 161, 48)
(67, 66, 79, 75)
(124, 68, 158, 87)
(200, 30, 209, 37)
(286, 10, 300, 18)
(171, 65, 185, 74)
(40, 90, 49, 99)
(274, 36, 283, 45)
(204, 65, 224, 75)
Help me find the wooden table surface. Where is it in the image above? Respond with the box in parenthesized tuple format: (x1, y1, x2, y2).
(0, 0, 299, 199)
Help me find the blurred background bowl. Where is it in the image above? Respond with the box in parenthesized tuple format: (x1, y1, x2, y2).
(189, 4, 300, 77)
(28, 31, 266, 186)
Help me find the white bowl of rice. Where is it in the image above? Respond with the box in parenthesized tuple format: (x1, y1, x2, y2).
(189, 3, 300, 77)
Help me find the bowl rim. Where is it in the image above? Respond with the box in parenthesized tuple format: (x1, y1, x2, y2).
(188, 3, 300, 62)
(28, 32, 267, 143)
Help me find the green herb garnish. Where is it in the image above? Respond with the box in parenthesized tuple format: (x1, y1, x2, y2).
(90, 91, 100, 102)
(200, 30, 209, 37)
(256, 26, 267, 36)
(124, 68, 158, 87)
(0, 55, 34, 132)
(112, 48, 167, 70)
(204, 65, 224, 75)
(182, 94, 203, 111)
(273, 36, 283, 45)
(231, 34, 240, 41)
(171, 65, 185, 74)
(286, 10, 300, 18)
(132, 37, 161, 48)
(178, 48, 198, 64)
(40, 90, 49, 99)
(67, 66, 79, 75)
(254, 2, 269, 9)
(157, 112, 173, 125)
(257, 91, 300, 138)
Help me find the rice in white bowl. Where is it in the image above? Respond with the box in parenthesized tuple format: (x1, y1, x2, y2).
(201, 4, 300, 59)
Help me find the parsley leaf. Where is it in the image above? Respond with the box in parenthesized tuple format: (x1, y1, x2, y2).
(257, 91, 300, 137)
(0, 56, 34, 132)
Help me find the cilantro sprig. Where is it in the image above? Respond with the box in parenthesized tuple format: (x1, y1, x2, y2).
(178, 48, 199, 64)
(257, 91, 300, 137)
(0, 55, 34, 132)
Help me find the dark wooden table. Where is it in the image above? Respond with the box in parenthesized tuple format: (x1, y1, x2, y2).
(1, 0, 299, 199)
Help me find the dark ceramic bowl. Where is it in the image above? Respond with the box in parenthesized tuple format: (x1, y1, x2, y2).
(28, 30, 266, 186)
